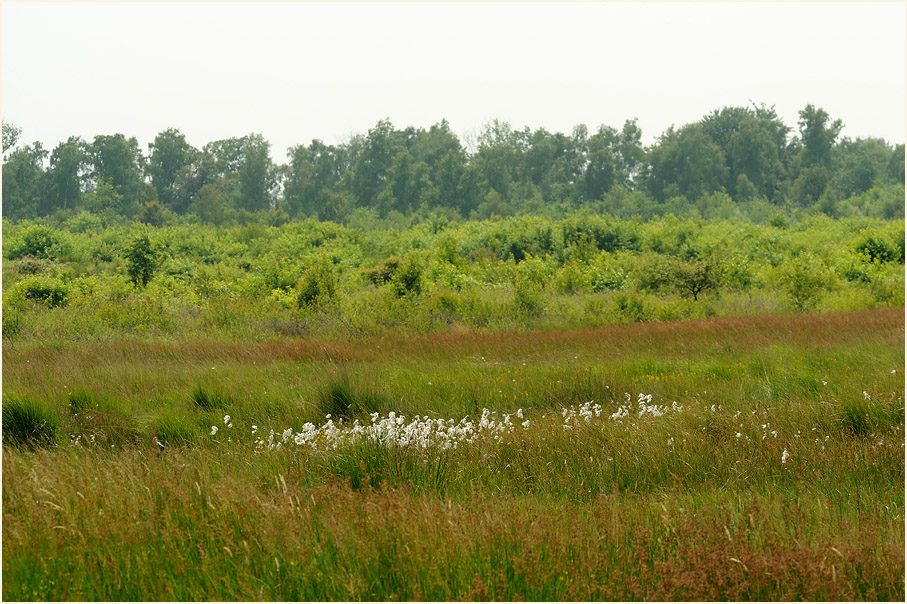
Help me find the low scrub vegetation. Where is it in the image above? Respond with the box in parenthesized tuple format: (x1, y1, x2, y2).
(1, 212, 903, 343)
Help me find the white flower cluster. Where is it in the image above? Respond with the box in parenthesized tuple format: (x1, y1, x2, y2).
(607, 393, 682, 422)
(562, 400, 603, 427)
(254, 407, 531, 452)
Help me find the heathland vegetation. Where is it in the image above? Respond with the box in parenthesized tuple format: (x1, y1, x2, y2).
(2, 104, 904, 600)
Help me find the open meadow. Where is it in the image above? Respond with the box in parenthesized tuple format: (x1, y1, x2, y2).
(2, 305, 904, 600)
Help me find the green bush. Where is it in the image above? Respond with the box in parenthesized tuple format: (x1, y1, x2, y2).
(297, 261, 336, 308)
(2, 396, 59, 449)
(781, 257, 827, 312)
(5, 225, 64, 260)
(513, 276, 544, 318)
(855, 232, 902, 264)
(391, 258, 423, 297)
(363, 256, 402, 285)
(12, 276, 69, 308)
(126, 235, 157, 287)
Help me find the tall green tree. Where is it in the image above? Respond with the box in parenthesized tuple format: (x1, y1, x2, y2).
(1, 141, 47, 220)
(88, 134, 145, 216)
(284, 139, 346, 218)
(583, 126, 619, 202)
(45, 136, 88, 213)
(237, 133, 276, 212)
(377, 148, 431, 215)
(646, 124, 728, 202)
(473, 119, 526, 204)
(147, 128, 198, 213)
(352, 119, 405, 208)
(2, 121, 22, 159)
(798, 104, 843, 170)
(832, 137, 894, 197)
(699, 105, 790, 200)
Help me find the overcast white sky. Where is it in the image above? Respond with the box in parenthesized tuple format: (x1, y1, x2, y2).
(2, 2, 904, 160)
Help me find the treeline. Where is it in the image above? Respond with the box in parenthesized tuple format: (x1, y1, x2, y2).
(2, 103, 904, 226)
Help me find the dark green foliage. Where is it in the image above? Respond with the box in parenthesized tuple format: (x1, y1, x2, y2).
(317, 373, 386, 420)
(4, 104, 907, 222)
(667, 256, 724, 301)
(2, 396, 58, 449)
(138, 200, 167, 227)
(297, 261, 336, 308)
(391, 258, 423, 297)
(125, 235, 157, 287)
(16, 276, 69, 307)
(12, 256, 49, 275)
(364, 256, 402, 285)
(856, 234, 898, 263)
(190, 385, 230, 412)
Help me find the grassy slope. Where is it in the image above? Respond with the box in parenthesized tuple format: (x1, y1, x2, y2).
(2, 307, 905, 600)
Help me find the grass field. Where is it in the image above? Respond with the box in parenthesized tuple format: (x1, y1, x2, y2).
(2, 307, 904, 600)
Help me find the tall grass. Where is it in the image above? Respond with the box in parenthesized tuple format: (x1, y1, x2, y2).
(2, 308, 903, 600)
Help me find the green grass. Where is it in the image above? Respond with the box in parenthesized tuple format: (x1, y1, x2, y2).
(2, 308, 904, 600)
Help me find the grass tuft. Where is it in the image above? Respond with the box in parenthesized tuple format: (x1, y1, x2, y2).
(2, 396, 59, 449)
(317, 372, 386, 420)
(189, 384, 230, 412)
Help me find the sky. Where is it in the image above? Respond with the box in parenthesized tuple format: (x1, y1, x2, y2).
(2, 2, 905, 160)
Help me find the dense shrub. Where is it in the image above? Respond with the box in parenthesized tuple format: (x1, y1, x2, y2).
(5, 225, 64, 260)
(363, 256, 402, 285)
(126, 235, 157, 287)
(781, 257, 828, 312)
(391, 258, 423, 297)
(297, 260, 336, 308)
(11, 276, 69, 308)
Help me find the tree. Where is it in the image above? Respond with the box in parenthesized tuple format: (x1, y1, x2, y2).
(350, 119, 407, 209)
(646, 124, 728, 202)
(798, 104, 843, 170)
(89, 134, 145, 216)
(284, 139, 345, 218)
(125, 235, 157, 287)
(2, 121, 22, 159)
(832, 137, 893, 197)
(82, 177, 125, 215)
(147, 128, 198, 213)
(2, 142, 47, 220)
(45, 136, 88, 213)
(378, 148, 431, 215)
(888, 144, 905, 184)
(473, 119, 527, 204)
(668, 256, 724, 301)
(617, 119, 645, 187)
(238, 133, 276, 212)
(699, 104, 790, 200)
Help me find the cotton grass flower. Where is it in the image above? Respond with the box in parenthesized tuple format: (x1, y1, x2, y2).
(781, 449, 790, 464)
(210, 425, 218, 436)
